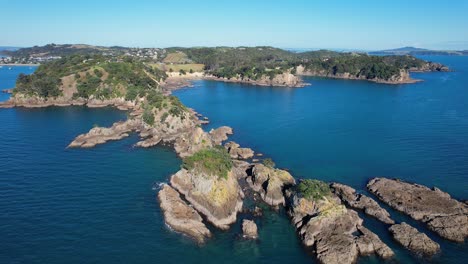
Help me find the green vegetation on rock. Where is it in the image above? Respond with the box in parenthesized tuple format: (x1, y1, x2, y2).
(182, 146, 233, 180)
(297, 179, 332, 200)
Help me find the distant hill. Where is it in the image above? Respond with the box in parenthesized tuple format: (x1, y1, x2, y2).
(369, 46, 467, 56)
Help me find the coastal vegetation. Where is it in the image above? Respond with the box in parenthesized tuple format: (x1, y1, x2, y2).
(182, 146, 233, 179)
(297, 179, 332, 200)
(14, 54, 167, 99)
(6, 44, 444, 84)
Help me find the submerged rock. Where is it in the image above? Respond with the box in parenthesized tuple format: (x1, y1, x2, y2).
(368, 178, 468, 242)
(158, 184, 211, 243)
(389, 222, 440, 256)
(288, 189, 394, 264)
(242, 219, 258, 239)
(170, 169, 243, 230)
(247, 164, 295, 206)
(331, 183, 394, 224)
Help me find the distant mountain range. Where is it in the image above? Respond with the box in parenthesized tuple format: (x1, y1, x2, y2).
(369, 46, 468, 56)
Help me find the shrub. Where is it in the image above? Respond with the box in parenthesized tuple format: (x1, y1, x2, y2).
(182, 146, 233, 179)
(262, 158, 275, 168)
(142, 108, 155, 125)
(297, 179, 331, 200)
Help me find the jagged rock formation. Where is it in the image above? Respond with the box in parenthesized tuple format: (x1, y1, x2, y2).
(158, 184, 211, 243)
(389, 222, 440, 256)
(242, 219, 258, 239)
(288, 192, 394, 264)
(170, 169, 243, 230)
(368, 178, 468, 242)
(209, 126, 233, 144)
(246, 164, 295, 206)
(174, 126, 233, 157)
(68, 119, 142, 148)
(225, 141, 254, 159)
(331, 183, 394, 224)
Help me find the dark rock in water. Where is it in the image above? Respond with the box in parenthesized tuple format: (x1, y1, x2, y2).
(246, 164, 295, 207)
(367, 177, 468, 242)
(170, 168, 243, 230)
(331, 183, 394, 224)
(242, 219, 258, 239)
(158, 184, 211, 243)
(288, 192, 394, 264)
(389, 222, 440, 256)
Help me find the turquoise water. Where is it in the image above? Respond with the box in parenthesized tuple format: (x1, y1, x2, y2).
(1, 57, 467, 263)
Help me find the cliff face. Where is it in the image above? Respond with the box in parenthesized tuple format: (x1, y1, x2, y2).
(170, 169, 243, 230)
(204, 72, 307, 87)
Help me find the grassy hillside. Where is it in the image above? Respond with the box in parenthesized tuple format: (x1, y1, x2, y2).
(14, 55, 167, 99)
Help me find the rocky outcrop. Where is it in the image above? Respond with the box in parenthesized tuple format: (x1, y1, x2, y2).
(288, 193, 394, 264)
(68, 119, 142, 148)
(204, 72, 307, 88)
(242, 219, 258, 239)
(209, 126, 233, 145)
(170, 169, 243, 230)
(158, 184, 211, 243)
(367, 178, 468, 242)
(331, 183, 394, 224)
(173, 126, 233, 157)
(246, 164, 295, 206)
(389, 222, 440, 256)
(225, 141, 254, 159)
(410, 62, 449, 72)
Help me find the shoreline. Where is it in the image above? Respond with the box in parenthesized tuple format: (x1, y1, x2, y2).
(0, 63, 40, 66)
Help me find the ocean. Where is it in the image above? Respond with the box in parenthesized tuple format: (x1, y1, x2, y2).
(1, 56, 467, 263)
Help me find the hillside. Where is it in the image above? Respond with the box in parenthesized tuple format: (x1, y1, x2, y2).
(369, 46, 467, 56)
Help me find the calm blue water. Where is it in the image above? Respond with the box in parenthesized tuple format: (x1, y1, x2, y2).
(1, 57, 467, 263)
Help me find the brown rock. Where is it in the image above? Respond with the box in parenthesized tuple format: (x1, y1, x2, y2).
(158, 184, 211, 243)
(242, 219, 258, 239)
(331, 183, 394, 224)
(368, 178, 468, 242)
(247, 164, 295, 206)
(389, 222, 440, 256)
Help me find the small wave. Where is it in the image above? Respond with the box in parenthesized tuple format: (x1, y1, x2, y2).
(152, 182, 166, 190)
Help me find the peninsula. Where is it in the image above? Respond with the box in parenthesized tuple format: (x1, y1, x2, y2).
(0, 49, 464, 264)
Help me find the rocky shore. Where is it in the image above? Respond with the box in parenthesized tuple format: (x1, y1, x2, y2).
(287, 190, 394, 263)
(204, 72, 308, 88)
(368, 178, 468, 242)
(389, 222, 440, 256)
(331, 183, 394, 224)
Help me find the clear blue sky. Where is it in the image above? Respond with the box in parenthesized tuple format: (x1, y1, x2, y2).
(2, 0, 467, 50)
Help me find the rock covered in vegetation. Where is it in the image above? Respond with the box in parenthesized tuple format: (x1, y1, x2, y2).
(410, 62, 449, 72)
(158, 184, 211, 243)
(288, 180, 394, 264)
(242, 219, 258, 239)
(367, 178, 468, 242)
(225, 141, 254, 159)
(246, 163, 295, 206)
(389, 222, 440, 256)
(331, 183, 394, 224)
